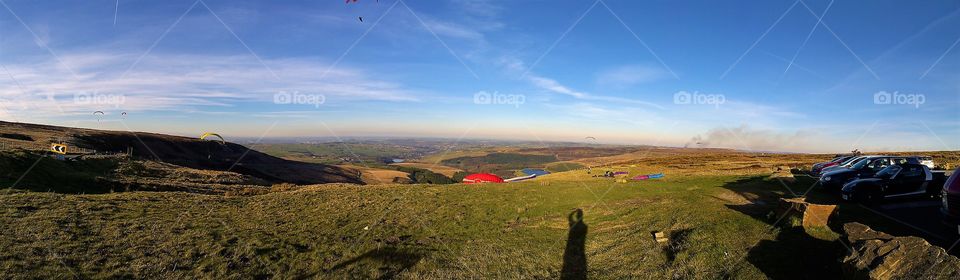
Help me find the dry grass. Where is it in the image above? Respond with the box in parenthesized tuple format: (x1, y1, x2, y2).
(3, 143, 959, 278)
(2, 175, 793, 279)
(339, 164, 411, 184)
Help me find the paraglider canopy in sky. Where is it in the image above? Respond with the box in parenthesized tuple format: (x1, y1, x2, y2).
(200, 132, 225, 145)
(345, 0, 379, 23)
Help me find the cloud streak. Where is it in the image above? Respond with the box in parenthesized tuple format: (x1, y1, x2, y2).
(0, 53, 421, 118)
(499, 57, 665, 109)
(596, 65, 669, 87)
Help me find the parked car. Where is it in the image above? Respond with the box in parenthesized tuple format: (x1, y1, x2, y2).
(841, 162, 948, 203)
(818, 156, 908, 190)
(941, 167, 960, 224)
(820, 155, 869, 175)
(811, 155, 856, 176)
(917, 156, 935, 169)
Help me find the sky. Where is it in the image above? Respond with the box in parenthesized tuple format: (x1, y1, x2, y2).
(0, 0, 958, 153)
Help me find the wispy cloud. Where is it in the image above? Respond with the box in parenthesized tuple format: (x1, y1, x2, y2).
(499, 56, 665, 109)
(596, 65, 669, 88)
(422, 18, 486, 41)
(529, 75, 665, 109)
(453, 0, 502, 18)
(545, 102, 661, 125)
(0, 53, 421, 117)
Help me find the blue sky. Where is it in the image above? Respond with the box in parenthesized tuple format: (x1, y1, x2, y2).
(0, 0, 958, 153)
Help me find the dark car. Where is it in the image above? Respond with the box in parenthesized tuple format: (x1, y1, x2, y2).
(818, 156, 908, 190)
(841, 163, 946, 203)
(941, 167, 960, 224)
(819, 155, 869, 175)
(811, 155, 855, 176)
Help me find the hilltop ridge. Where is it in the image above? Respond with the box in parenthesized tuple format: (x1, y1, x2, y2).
(0, 121, 362, 185)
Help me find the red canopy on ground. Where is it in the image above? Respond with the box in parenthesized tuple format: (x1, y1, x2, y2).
(462, 173, 504, 184)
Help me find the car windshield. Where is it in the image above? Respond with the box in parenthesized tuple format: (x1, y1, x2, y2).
(875, 165, 901, 179)
(850, 158, 875, 169)
(844, 157, 868, 167)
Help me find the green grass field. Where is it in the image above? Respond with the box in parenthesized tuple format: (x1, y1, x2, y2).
(440, 153, 561, 177)
(0, 170, 837, 279)
(255, 143, 419, 165)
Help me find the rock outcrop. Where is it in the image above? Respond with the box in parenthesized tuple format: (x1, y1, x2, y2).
(841, 222, 960, 279)
(775, 198, 837, 228)
(767, 166, 797, 183)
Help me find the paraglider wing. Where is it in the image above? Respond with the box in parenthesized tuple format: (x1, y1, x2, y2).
(462, 173, 504, 184)
(585, 136, 596, 140)
(346, 0, 379, 23)
(200, 132, 226, 145)
(93, 111, 104, 115)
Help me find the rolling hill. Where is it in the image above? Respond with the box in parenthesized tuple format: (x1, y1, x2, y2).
(0, 121, 362, 185)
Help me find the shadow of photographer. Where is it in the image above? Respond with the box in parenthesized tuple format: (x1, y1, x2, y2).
(561, 208, 588, 280)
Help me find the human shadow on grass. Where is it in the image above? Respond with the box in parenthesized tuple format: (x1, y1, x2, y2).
(328, 246, 424, 279)
(561, 208, 588, 280)
(720, 177, 843, 279)
(662, 228, 694, 265)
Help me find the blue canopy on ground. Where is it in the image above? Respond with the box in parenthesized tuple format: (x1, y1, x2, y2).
(522, 168, 551, 176)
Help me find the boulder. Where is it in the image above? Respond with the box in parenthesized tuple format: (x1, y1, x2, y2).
(841, 222, 960, 279)
(775, 198, 837, 228)
(652, 231, 668, 243)
(768, 167, 797, 183)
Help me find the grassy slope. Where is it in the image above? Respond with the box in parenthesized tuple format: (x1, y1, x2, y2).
(0, 170, 823, 279)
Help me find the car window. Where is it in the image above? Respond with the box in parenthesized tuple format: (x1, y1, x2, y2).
(876, 165, 901, 178)
(851, 158, 871, 169)
(861, 158, 887, 170)
(899, 166, 924, 179)
(870, 158, 891, 170)
(891, 158, 906, 165)
(844, 157, 864, 166)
